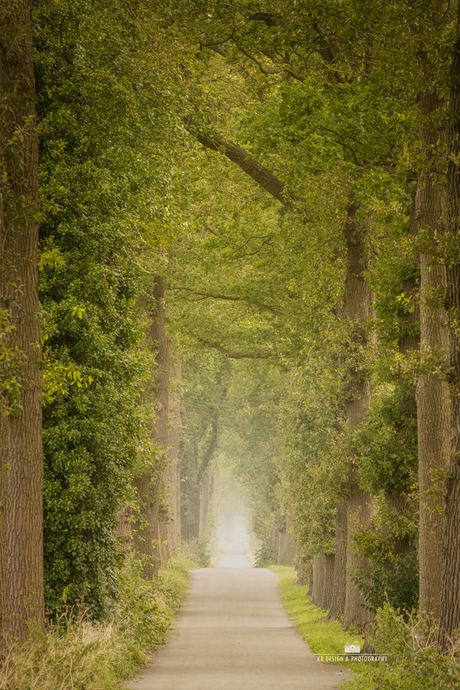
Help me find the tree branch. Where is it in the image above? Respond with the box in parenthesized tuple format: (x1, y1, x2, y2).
(196, 336, 275, 360)
(169, 286, 279, 313)
(236, 44, 305, 83)
(248, 13, 284, 26)
(185, 119, 301, 212)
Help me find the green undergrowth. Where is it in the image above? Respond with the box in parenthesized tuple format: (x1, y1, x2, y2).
(268, 565, 366, 674)
(0, 556, 193, 690)
(341, 603, 460, 690)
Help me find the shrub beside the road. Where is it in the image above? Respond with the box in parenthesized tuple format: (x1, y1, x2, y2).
(180, 536, 212, 567)
(0, 557, 193, 690)
(254, 545, 278, 568)
(342, 603, 460, 690)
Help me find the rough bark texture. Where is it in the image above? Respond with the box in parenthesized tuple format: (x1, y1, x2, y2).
(328, 501, 347, 620)
(415, 91, 451, 620)
(1, 0, 44, 641)
(311, 555, 325, 608)
(342, 204, 373, 629)
(0, 416, 9, 652)
(133, 277, 170, 577)
(165, 362, 181, 557)
(439, 9, 460, 650)
(323, 554, 335, 611)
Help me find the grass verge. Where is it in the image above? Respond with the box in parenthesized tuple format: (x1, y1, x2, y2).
(0, 556, 194, 690)
(268, 565, 366, 674)
(269, 566, 460, 689)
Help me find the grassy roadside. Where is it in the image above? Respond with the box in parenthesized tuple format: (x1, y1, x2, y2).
(268, 565, 366, 675)
(0, 556, 194, 690)
(269, 566, 460, 689)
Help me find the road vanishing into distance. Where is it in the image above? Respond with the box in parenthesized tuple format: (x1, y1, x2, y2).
(124, 543, 349, 690)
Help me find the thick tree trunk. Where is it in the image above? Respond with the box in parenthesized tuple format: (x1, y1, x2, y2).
(323, 554, 335, 611)
(133, 276, 170, 577)
(343, 476, 373, 627)
(0, 417, 9, 652)
(311, 555, 326, 608)
(166, 362, 181, 557)
(328, 501, 347, 620)
(132, 474, 156, 579)
(416, 91, 451, 620)
(1, 0, 44, 642)
(342, 204, 373, 629)
(439, 13, 460, 650)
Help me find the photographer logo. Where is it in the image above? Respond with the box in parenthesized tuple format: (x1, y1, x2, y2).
(344, 642, 361, 654)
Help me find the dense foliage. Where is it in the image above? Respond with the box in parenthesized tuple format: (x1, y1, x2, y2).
(33, 0, 188, 613)
(3, 0, 459, 686)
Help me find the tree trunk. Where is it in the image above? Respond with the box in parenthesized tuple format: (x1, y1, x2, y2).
(439, 12, 460, 650)
(166, 362, 181, 557)
(132, 474, 156, 579)
(311, 555, 326, 608)
(208, 473, 215, 541)
(323, 554, 335, 611)
(176, 444, 184, 545)
(132, 276, 170, 577)
(0, 417, 9, 653)
(150, 276, 170, 574)
(343, 476, 373, 627)
(328, 501, 347, 620)
(1, 0, 44, 642)
(182, 435, 201, 542)
(199, 471, 210, 537)
(416, 91, 451, 620)
(342, 203, 373, 629)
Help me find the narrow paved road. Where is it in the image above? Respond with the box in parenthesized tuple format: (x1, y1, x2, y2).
(124, 543, 349, 690)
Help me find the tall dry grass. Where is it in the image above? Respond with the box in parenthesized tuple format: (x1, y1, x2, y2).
(0, 556, 193, 690)
(0, 614, 147, 690)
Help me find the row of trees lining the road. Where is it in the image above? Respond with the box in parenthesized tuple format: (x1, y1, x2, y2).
(2, 0, 460, 668)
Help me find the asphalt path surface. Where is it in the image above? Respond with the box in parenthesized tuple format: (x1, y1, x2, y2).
(124, 542, 350, 690)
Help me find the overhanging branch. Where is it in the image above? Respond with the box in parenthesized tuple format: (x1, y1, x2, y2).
(169, 287, 279, 314)
(185, 119, 301, 212)
(196, 336, 275, 360)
